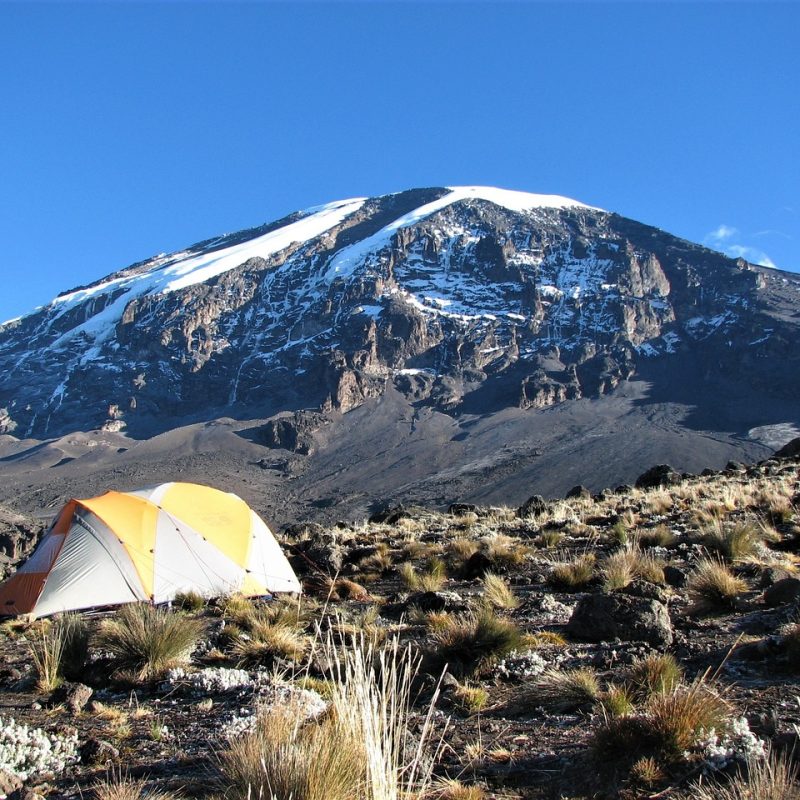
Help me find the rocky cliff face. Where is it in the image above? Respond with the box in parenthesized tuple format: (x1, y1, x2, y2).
(1, 186, 798, 439)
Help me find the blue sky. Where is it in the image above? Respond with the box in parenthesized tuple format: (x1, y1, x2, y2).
(1, 1, 798, 322)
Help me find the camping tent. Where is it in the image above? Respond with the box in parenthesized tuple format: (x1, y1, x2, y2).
(0, 482, 301, 618)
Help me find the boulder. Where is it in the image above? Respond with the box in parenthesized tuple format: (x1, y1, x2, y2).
(635, 465, 682, 490)
(405, 590, 464, 613)
(448, 503, 477, 516)
(775, 437, 800, 459)
(568, 592, 673, 647)
(79, 737, 120, 765)
(517, 495, 547, 518)
(763, 577, 800, 608)
(565, 485, 591, 500)
(49, 681, 93, 713)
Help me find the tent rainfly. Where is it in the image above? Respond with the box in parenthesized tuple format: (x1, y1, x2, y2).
(0, 482, 301, 618)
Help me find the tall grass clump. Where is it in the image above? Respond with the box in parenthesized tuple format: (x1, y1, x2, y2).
(547, 553, 596, 589)
(481, 572, 519, 609)
(92, 773, 181, 800)
(526, 667, 601, 713)
(593, 677, 732, 763)
(690, 751, 800, 800)
(429, 607, 524, 677)
(703, 520, 764, 562)
(220, 700, 364, 800)
(29, 612, 91, 691)
(96, 603, 205, 681)
(626, 653, 683, 701)
(324, 634, 443, 800)
(687, 558, 748, 614)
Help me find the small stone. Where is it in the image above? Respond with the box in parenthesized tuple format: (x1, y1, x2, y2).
(663, 565, 688, 588)
(79, 737, 120, 765)
(0, 770, 23, 798)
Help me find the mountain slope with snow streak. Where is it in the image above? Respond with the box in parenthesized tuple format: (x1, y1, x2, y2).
(0, 185, 798, 443)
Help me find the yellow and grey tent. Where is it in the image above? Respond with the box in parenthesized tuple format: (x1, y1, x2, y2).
(0, 482, 301, 618)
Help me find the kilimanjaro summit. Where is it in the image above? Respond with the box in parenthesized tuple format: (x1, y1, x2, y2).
(0, 186, 798, 525)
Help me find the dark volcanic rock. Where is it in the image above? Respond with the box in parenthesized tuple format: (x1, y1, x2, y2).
(763, 578, 800, 608)
(775, 437, 800, 459)
(517, 495, 547, 518)
(257, 411, 329, 455)
(568, 592, 673, 647)
(0, 504, 43, 578)
(635, 464, 682, 490)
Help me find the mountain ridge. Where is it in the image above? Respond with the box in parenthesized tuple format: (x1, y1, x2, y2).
(0, 185, 798, 525)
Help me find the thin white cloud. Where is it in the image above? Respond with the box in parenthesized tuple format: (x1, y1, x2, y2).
(708, 224, 738, 243)
(704, 224, 777, 269)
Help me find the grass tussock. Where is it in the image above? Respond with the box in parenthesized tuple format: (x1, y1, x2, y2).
(428, 778, 486, 800)
(482, 534, 529, 568)
(526, 667, 601, 713)
(173, 590, 206, 612)
(480, 572, 519, 609)
(452, 683, 489, 713)
(594, 677, 732, 763)
(524, 631, 568, 648)
(29, 612, 90, 691)
(689, 751, 800, 800)
(599, 544, 666, 590)
(232, 622, 309, 667)
(220, 701, 364, 800)
(399, 560, 447, 592)
(429, 607, 524, 677)
(636, 524, 677, 549)
(92, 774, 181, 800)
(703, 519, 764, 562)
(626, 653, 683, 701)
(548, 553, 596, 589)
(687, 558, 749, 614)
(96, 603, 205, 681)
(536, 530, 564, 549)
(599, 684, 636, 719)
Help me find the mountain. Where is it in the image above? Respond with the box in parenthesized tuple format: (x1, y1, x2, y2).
(1, 186, 799, 524)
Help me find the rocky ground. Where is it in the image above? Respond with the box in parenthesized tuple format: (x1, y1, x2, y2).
(1, 445, 800, 799)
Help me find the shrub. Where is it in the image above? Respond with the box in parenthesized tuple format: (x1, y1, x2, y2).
(96, 603, 206, 681)
(626, 653, 683, 701)
(429, 607, 524, 677)
(689, 751, 800, 800)
(525, 667, 600, 713)
(547, 553, 596, 589)
(481, 572, 519, 609)
(0, 716, 78, 780)
(687, 558, 748, 614)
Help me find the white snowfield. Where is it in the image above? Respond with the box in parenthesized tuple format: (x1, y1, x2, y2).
(5, 185, 613, 360)
(324, 186, 598, 282)
(45, 197, 366, 353)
